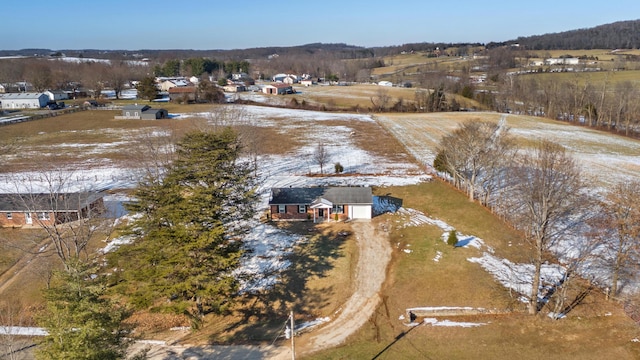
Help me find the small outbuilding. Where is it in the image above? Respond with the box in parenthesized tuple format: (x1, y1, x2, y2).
(262, 83, 293, 95)
(117, 104, 168, 120)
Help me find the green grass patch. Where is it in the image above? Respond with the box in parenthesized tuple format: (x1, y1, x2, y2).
(307, 180, 640, 359)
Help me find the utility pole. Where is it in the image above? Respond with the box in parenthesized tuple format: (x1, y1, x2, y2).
(290, 310, 295, 360)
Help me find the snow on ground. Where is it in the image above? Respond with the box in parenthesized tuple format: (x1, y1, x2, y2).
(84, 106, 430, 292)
(421, 318, 486, 327)
(286, 317, 331, 338)
(0, 326, 47, 336)
(468, 252, 565, 303)
(0, 166, 139, 193)
(233, 223, 305, 293)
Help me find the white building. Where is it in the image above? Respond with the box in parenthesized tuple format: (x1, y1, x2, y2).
(44, 90, 68, 102)
(0, 93, 49, 109)
(545, 58, 580, 66)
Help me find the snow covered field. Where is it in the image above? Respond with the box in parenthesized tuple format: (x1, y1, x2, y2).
(377, 112, 640, 189)
(3, 106, 639, 304)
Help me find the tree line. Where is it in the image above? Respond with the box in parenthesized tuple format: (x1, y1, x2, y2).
(435, 120, 640, 316)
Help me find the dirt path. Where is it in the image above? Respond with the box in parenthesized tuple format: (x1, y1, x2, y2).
(0, 237, 49, 295)
(137, 220, 392, 359)
(302, 220, 391, 353)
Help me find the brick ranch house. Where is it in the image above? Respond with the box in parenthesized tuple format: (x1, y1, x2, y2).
(0, 192, 104, 228)
(268, 187, 372, 222)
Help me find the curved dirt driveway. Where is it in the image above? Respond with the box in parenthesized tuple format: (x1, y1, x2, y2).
(302, 220, 391, 353)
(135, 220, 392, 359)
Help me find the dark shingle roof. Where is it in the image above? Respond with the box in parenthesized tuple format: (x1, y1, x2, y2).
(269, 187, 372, 205)
(122, 104, 150, 111)
(0, 193, 103, 212)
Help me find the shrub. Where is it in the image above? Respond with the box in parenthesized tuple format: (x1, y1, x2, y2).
(447, 230, 458, 246)
(334, 162, 344, 173)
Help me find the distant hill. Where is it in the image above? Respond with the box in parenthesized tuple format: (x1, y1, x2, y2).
(0, 43, 373, 61)
(3, 20, 640, 59)
(500, 19, 640, 50)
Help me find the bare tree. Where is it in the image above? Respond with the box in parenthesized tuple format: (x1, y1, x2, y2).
(0, 301, 33, 360)
(11, 169, 112, 272)
(313, 142, 330, 175)
(504, 140, 585, 315)
(370, 87, 391, 112)
(594, 180, 640, 299)
(436, 119, 514, 203)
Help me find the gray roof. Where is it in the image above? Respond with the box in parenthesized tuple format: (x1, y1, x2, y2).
(122, 104, 150, 111)
(269, 187, 372, 205)
(0, 92, 47, 100)
(0, 192, 103, 212)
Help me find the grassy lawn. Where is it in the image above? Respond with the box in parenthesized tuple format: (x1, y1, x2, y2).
(306, 180, 640, 359)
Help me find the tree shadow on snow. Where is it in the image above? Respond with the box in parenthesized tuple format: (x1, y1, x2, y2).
(216, 222, 346, 343)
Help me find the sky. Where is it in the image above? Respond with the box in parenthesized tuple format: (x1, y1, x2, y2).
(2, 0, 640, 50)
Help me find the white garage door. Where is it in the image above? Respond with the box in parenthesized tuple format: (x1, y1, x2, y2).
(350, 205, 371, 219)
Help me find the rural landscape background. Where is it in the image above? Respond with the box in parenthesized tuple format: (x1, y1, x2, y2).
(1, 12, 640, 360)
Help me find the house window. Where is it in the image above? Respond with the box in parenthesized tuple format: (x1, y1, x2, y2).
(298, 205, 306, 213)
(38, 212, 49, 220)
(6, 212, 12, 219)
(332, 205, 344, 214)
(278, 205, 286, 213)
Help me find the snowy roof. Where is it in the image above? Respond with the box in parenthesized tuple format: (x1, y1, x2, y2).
(269, 187, 372, 205)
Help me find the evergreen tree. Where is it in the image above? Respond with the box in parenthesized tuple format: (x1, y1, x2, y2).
(136, 76, 159, 100)
(111, 128, 257, 324)
(36, 260, 131, 360)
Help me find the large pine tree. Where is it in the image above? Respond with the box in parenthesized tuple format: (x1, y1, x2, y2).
(111, 127, 257, 324)
(37, 260, 132, 360)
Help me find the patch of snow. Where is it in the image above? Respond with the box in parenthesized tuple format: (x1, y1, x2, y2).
(421, 318, 486, 328)
(286, 317, 330, 339)
(101, 235, 134, 254)
(433, 251, 442, 262)
(0, 326, 48, 336)
(408, 306, 479, 312)
(468, 252, 565, 302)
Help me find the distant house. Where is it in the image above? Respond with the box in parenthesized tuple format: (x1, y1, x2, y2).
(232, 72, 248, 80)
(159, 79, 190, 92)
(262, 83, 293, 95)
(0, 192, 104, 228)
(44, 90, 68, 102)
(0, 84, 6, 93)
(168, 86, 198, 103)
(223, 84, 246, 93)
(0, 92, 49, 109)
(545, 58, 579, 66)
(269, 187, 373, 222)
(272, 73, 288, 82)
(116, 104, 168, 120)
(301, 79, 315, 86)
(282, 75, 298, 84)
